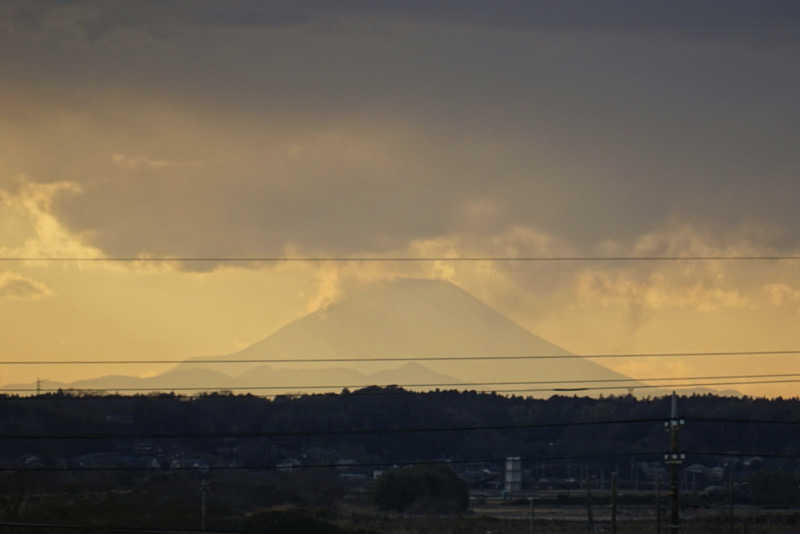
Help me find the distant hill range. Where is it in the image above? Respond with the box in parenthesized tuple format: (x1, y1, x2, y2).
(5, 278, 736, 396)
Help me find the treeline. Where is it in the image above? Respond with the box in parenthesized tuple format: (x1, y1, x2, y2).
(1, 389, 799, 467)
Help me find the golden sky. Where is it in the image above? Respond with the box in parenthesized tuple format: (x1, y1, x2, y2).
(2, 1, 800, 395)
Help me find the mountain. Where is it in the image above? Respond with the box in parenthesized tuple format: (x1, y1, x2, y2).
(7, 278, 646, 395)
(4, 363, 460, 395)
(2, 368, 236, 395)
(224, 278, 631, 386)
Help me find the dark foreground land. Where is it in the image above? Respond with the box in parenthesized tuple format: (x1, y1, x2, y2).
(3, 487, 800, 534)
(2, 390, 800, 533)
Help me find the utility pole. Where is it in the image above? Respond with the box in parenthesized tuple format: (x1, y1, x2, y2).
(656, 474, 662, 534)
(664, 392, 685, 534)
(200, 478, 209, 531)
(36, 378, 40, 397)
(610, 471, 617, 534)
(528, 495, 534, 534)
(729, 467, 735, 534)
(585, 471, 595, 534)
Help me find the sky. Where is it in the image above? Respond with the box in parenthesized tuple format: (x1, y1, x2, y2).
(1, 1, 800, 395)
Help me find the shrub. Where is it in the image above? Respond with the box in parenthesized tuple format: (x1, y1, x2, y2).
(373, 465, 468, 513)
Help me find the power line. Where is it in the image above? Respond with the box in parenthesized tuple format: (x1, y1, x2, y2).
(2, 256, 800, 262)
(0, 417, 664, 440)
(8, 371, 800, 394)
(495, 378, 800, 393)
(0, 522, 237, 534)
(0, 414, 797, 442)
(689, 450, 800, 460)
(688, 417, 800, 426)
(7, 377, 800, 397)
(4, 349, 800, 365)
(0, 452, 661, 473)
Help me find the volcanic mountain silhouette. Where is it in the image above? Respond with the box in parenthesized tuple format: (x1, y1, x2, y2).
(227, 278, 631, 387)
(9, 279, 640, 394)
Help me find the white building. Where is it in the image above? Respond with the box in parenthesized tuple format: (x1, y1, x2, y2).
(505, 456, 522, 493)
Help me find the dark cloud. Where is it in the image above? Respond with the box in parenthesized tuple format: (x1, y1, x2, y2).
(356, 0, 800, 32)
(1, 2, 799, 265)
(3, 0, 800, 38)
(1, 1, 308, 33)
